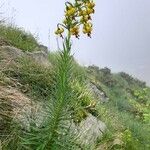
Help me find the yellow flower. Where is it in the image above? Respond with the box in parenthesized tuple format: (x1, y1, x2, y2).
(70, 26, 79, 38)
(86, 1, 95, 9)
(86, 8, 94, 15)
(80, 15, 89, 23)
(65, 7, 76, 16)
(82, 22, 93, 37)
(79, 10, 87, 16)
(55, 27, 64, 35)
(70, 26, 79, 33)
(84, 23, 92, 32)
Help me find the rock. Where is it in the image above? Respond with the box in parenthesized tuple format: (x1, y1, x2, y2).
(0, 86, 45, 131)
(88, 82, 109, 103)
(26, 50, 51, 67)
(0, 46, 24, 60)
(0, 46, 51, 68)
(0, 46, 24, 70)
(72, 114, 106, 146)
(34, 45, 49, 54)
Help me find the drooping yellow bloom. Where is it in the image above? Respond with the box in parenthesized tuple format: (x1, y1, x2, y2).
(86, 1, 95, 9)
(65, 6, 76, 17)
(86, 8, 94, 15)
(79, 10, 87, 16)
(55, 27, 64, 35)
(70, 26, 79, 38)
(83, 22, 93, 37)
(80, 15, 89, 23)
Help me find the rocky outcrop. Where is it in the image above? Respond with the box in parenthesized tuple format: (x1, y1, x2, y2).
(71, 114, 106, 147)
(88, 82, 109, 103)
(0, 85, 45, 132)
(0, 46, 51, 67)
(0, 46, 24, 60)
(34, 45, 49, 54)
(26, 50, 51, 67)
(0, 46, 24, 71)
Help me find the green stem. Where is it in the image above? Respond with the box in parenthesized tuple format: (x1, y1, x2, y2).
(48, 33, 72, 149)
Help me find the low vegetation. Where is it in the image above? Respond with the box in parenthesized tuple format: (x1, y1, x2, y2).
(0, 23, 38, 51)
(87, 65, 150, 149)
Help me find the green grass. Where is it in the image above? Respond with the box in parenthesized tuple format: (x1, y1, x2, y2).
(0, 24, 38, 51)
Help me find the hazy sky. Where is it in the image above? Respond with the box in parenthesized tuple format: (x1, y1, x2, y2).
(1, 0, 150, 85)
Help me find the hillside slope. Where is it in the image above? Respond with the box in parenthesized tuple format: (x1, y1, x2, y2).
(0, 24, 150, 150)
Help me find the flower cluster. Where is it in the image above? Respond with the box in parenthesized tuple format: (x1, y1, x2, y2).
(55, 0, 95, 38)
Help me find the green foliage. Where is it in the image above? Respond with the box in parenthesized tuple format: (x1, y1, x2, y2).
(49, 51, 87, 82)
(133, 88, 149, 104)
(48, 51, 60, 66)
(0, 24, 38, 51)
(70, 79, 96, 123)
(122, 129, 139, 150)
(1, 123, 23, 150)
(128, 88, 150, 123)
